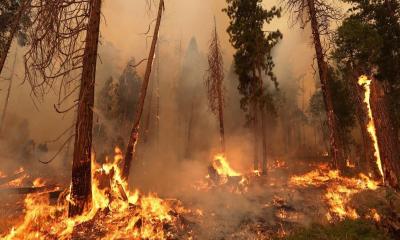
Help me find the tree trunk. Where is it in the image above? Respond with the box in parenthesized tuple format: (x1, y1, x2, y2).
(347, 71, 375, 174)
(184, 98, 195, 159)
(68, 0, 102, 217)
(122, 0, 164, 180)
(0, 0, 28, 76)
(253, 101, 259, 171)
(257, 67, 268, 175)
(370, 79, 400, 189)
(143, 80, 154, 143)
(306, 0, 344, 168)
(0, 48, 17, 135)
(217, 70, 226, 154)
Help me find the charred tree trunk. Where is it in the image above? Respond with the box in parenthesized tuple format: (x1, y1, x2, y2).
(0, 49, 17, 135)
(122, 0, 164, 180)
(306, 0, 344, 169)
(68, 0, 102, 217)
(370, 79, 400, 189)
(347, 71, 375, 174)
(257, 67, 268, 175)
(0, 0, 28, 76)
(253, 101, 259, 171)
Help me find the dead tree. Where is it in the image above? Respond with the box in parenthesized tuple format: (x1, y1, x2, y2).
(0, 48, 17, 135)
(205, 19, 226, 154)
(283, 0, 345, 168)
(23, 0, 101, 217)
(0, 0, 29, 76)
(122, 0, 165, 180)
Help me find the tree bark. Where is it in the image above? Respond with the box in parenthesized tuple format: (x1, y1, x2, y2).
(370, 79, 400, 189)
(306, 0, 344, 168)
(253, 101, 259, 171)
(122, 0, 164, 180)
(0, 48, 17, 135)
(347, 70, 375, 174)
(257, 67, 268, 175)
(0, 0, 28, 76)
(68, 0, 102, 217)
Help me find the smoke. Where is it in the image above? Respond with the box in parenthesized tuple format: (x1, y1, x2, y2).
(0, 0, 339, 230)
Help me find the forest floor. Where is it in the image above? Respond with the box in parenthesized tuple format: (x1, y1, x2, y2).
(0, 156, 400, 239)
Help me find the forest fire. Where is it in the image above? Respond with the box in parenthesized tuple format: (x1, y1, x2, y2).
(290, 165, 379, 221)
(1, 148, 187, 239)
(1, 0, 400, 239)
(211, 154, 240, 178)
(358, 75, 384, 180)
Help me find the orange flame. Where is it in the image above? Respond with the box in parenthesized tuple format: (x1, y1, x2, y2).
(358, 75, 384, 181)
(2, 147, 183, 239)
(290, 166, 379, 221)
(212, 154, 240, 177)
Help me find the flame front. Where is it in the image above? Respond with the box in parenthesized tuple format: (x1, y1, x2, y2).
(2, 147, 183, 240)
(358, 75, 384, 181)
(290, 166, 379, 221)
(212, 154, 240, 177)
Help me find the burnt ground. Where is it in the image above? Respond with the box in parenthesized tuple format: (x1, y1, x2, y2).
(0, 157, 400, 239)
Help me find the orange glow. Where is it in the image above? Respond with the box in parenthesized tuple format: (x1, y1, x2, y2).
(358, 75, 384, 181)
(2, 147, 183, 239)
(212, 154, 240, 177)
(290, 165, 379, 221)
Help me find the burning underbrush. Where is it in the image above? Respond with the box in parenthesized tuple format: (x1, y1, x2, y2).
(1, 148, 194, 240)
(1, 153, 399, 239)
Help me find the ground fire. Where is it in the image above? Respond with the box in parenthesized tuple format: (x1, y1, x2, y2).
(1, 0, 400, 239)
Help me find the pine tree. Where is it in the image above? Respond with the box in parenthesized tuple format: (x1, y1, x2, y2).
(224, 0, 282, 173)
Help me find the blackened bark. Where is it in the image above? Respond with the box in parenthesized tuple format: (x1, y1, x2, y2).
(257, 68, 268, 175)
(253, 101, 259, 171)
(68, 0, 101, 217)
(370, 79, 400, 189)
(306, 0, 344, 168)
(347, 70, 376, 174)
(122, 0, 164, 180)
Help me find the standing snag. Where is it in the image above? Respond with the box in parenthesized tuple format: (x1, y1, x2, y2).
(122, 0, 165, 180)
(205, 19, 226, 154)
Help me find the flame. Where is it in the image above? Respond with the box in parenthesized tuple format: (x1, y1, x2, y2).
(290, 166, 379, 221)
(358, 75, 384, 181)
(346, 159, 356, 168)
(2, 147, 184, 239)
(212, 154, 240, 177)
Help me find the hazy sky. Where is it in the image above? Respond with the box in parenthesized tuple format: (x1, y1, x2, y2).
(1, 0, 319, 141)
